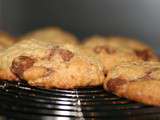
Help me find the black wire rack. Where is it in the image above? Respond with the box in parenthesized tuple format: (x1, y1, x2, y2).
(0, 80, 160, 120)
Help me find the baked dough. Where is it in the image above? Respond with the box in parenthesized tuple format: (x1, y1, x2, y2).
(21, 27, 78, 45)
(106, 36, 158, 61)
(104, 61, 160, 106)
(0, 39, 104, 89)
(83, 36, 141, 73)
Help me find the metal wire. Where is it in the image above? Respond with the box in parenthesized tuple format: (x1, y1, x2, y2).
(0, 80, 159, 120)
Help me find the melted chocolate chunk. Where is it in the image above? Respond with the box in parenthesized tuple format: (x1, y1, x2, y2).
(107, 78, 127, 92)
(11, 56, 35, 78)
(134, 49, 152, 61)
(94, 45, 115, 54)
(58, 49, 74, 61)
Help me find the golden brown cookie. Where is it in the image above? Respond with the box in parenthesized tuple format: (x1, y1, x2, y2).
(106, 36, 158, 61)
(0, 32, 16, 50)
(83, 36, 141, 73)
(21, 27, 78, 45)
(0, 39, 104, 89)
(104, 61, 160, 106)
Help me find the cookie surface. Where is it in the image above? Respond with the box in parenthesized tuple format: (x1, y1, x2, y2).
(106, 36, 158, 61)
(83, 36, 141, 72)
(0, 39, 104, 89)
(21, 27, 78, 45)
(0, 32, 16, 50)
(104, 61, 160, 106)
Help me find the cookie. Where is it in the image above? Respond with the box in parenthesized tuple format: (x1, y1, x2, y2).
(83, 36, 141, 73)
(0, 39, 104, 89)
(107, 36, 158, 61)
(104, 61, 160, 106)
(21, 27, 78, 45)
(0, 32, 16, 50)
(0, 39, 50, 80)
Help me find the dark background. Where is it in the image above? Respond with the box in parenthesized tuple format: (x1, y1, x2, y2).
(0, 0, 160, 53)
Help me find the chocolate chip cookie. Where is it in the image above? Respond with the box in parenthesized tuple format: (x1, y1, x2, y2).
(0, 39, 104, 89)
(107, 36, 158, 61)
(104, 61, 160, 106)
(83, 36, 141, 73)
(21, 27, 78, 45)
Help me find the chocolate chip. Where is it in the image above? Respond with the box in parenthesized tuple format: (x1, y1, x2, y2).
(134, 49, 152, 61)
(107, 78, 127, 92)
(58, 49, 74, 61)
(140, 68, 159, 80)
(93, 45, 115, 54)
(133, 68, 159, 81)
(11, 56, 35, 78)
(47, 48, 55, 60)
(46, 46, 60, 60)
(136, 71, 153, 81)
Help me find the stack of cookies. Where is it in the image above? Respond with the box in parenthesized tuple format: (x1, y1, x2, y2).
(0, 27, 159, 106)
